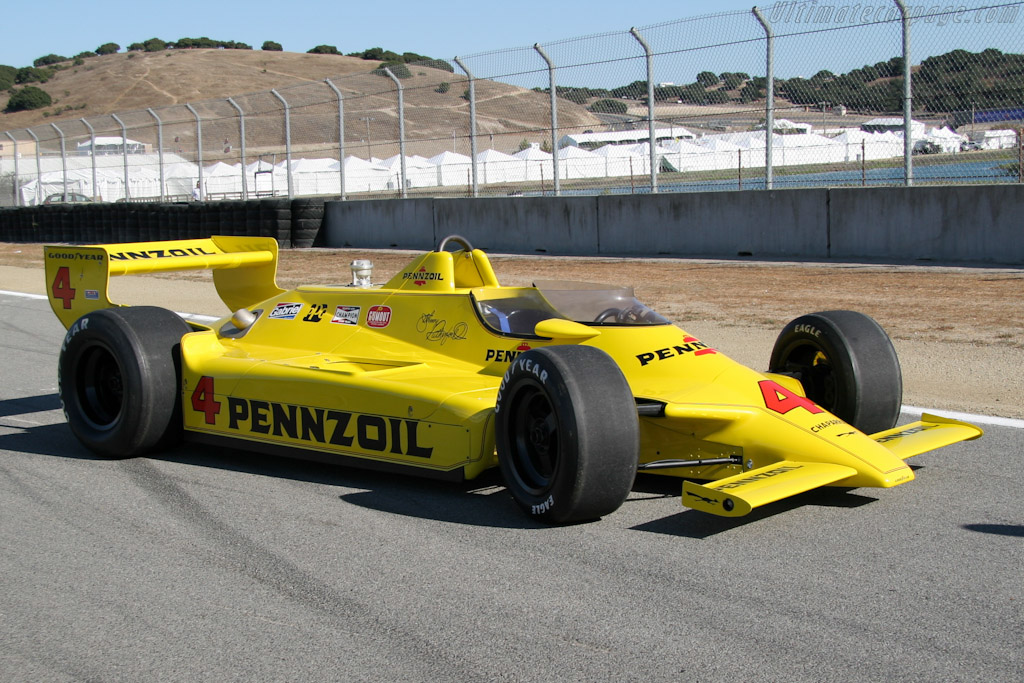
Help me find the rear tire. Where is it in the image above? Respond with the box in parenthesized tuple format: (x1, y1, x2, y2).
(58, 307, 192, 457)
(495, 346, 638, 523)
(769, 310, 902, 435)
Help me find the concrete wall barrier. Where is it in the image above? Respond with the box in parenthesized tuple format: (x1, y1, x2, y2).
(322, 184, 1022, 264)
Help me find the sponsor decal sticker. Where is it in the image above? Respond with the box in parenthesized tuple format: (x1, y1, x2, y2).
(636, 337, 716, 366)
(404, 267, 444, 286)
(108, 247, 215, 261)
(269, 302, 303, 320)
(331, 305, 360, 325)
(84, 290, 99, 300)
(303, 303, 329, 323)
(366, 305, 392, 328)
(485, 343, 531, 363)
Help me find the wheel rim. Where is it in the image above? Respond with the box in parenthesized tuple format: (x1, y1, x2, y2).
(783, 344, 839, 411)
(509, 385, 559, 495)
(76, 344, 124, 430)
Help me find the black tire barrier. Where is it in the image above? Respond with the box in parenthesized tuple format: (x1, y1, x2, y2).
(290, 198, 324, 248)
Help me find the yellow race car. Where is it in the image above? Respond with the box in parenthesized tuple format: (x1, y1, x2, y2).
(45, 235, 981, 523)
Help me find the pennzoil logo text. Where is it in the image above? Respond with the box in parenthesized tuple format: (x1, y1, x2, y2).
(109, 247, 215, 260)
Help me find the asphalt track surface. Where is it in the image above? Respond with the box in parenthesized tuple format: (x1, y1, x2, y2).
(2, 292, 1021, 682)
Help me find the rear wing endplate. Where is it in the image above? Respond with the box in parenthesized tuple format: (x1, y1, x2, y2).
(43, 236, 284, 329)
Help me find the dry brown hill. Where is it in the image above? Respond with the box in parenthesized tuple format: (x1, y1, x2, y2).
(1, 49, 601, 159)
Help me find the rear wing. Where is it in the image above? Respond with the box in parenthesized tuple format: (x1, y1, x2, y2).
(43, 236, 284, 329)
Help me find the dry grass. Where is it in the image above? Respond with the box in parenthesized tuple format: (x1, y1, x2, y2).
(0, 50, 601, 160)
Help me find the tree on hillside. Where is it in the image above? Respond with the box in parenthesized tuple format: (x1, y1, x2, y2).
(143, 38, 168, 52)
(33, 54, 68, 67)
(373, 62, 411, 78)
(262, 41, 283, 51)
(95, 42, 120, 55)
(308, 45, 341, 55)
(127, 42, 144, 51)
(0, 65, 16, 90)
(588, 99, 627, 114)
(696, 71, 719, 87)
(4, 86, 52, 113)
(15, 66, 54, 84)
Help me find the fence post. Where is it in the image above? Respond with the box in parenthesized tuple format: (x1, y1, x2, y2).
(533, 43, 560, 196)
(226, 98, 248, 200)
(25, 129, 42, 205)
(323, 80, 346, 200)
(110, 114, 131, 201)
(454, 57, 479, 197)
(4, 132, 20, 206)
(269, 90, 293, 198)
(629, 28, 658, 193)
(50, 123, 69, 199)
(147, 108, 165, 201)
(185, 104, 204, 200)
(752, 6, 775, 190)
(382, 68, 408, 199)
(80, 118, 98, 202)
(894, 0, 913, 186)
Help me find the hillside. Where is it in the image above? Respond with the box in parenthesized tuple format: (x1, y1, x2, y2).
(0, 49, 601, 159)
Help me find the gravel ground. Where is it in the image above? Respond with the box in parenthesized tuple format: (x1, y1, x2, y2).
(4, 242, 1022, 419)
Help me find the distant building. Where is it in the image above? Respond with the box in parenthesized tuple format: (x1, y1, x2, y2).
(860, 117, 925, 138)
(559, 127, 697, 150)
(76, 137, 150, 155)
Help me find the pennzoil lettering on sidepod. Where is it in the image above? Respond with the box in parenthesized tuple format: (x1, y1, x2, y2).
(108, 247, 216, 260)
(223, 397, 433, 458)
(636, 337, 716, 366)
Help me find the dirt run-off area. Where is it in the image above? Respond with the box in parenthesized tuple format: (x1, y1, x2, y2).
(2, 242, 1022, 420)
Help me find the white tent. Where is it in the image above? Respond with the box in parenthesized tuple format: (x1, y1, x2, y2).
(429, 151, 473, 187)
(512, 146, 553, 182)
(475, 149, 525, 184)
(556, 146, 604, 180)
(591, 143, 649, 177)
(925, 127, 967, 154)
(381, 154, 438, 189)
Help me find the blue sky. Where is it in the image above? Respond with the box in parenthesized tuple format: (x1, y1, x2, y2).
(3, 0, 1020, 86)
(1, 0, 763, 68)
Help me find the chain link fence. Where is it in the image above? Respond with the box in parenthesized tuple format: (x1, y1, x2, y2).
(2, 0, 1021, 206)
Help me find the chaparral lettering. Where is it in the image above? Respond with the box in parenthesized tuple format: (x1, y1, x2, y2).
(222, 396, 432, 457)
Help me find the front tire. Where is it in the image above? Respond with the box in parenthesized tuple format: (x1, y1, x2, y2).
(59, 307, 192, 457)
(769, 310, 902, 435)
(495, 346, 638, 524)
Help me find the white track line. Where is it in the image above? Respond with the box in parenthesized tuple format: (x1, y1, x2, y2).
(3, 290, 1022, 430)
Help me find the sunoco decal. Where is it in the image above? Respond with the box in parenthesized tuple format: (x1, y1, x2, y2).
(366, 305, 392, 328)
(331, 305, 360, 325)
(269, 302, 303, 320)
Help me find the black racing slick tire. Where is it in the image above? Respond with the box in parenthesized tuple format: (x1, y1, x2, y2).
(58, 307, 192, 457)
(494, 346, 638, 524)
(769, 310, 902, 435)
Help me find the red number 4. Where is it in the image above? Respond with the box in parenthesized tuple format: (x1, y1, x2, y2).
(51, 266, 76, 309)
(759, 379, 823, 416)
(190, 376, 221, 425)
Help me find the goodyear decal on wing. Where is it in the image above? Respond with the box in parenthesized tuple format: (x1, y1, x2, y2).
(108, 247, 216, 260)
(47, 251, 105, 261)
(636, 337, 716, 366)
(221, 397, 433, 458)
(269, 302, 303, 320)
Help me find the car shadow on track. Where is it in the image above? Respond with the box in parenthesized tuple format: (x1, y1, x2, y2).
(631, 486, 879, 539)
